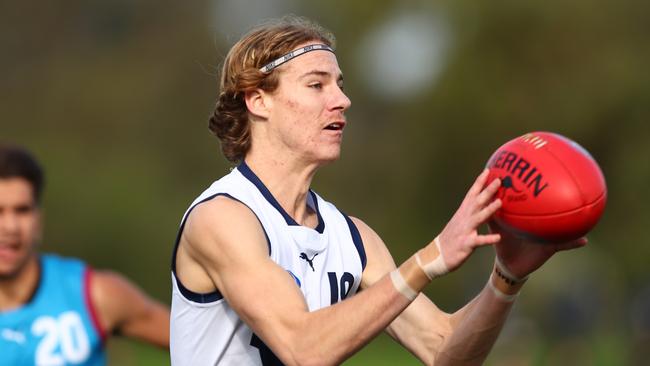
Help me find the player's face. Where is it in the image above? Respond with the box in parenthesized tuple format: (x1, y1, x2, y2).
(266, 44, 351, 164)
(0, 178, 41, 279)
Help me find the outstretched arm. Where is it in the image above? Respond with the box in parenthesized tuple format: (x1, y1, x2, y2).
(176, 170, 502, 365)
(360, 188, 587, 365)
(90, 270, 170, 348)
(432, 229, 586, 365)
(356, 216, 518, 365)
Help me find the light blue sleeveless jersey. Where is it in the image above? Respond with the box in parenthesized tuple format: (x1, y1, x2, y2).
(0, 254, 105, 366)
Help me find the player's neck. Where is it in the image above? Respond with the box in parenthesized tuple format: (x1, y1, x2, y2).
(243, 154, 319, 228)
(0, 254, 40, 311)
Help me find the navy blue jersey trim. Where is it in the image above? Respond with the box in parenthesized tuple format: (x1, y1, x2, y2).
(250, 334, 284, 365)
(175, 273, 223, 303)
(237, 161, 325, 234)
(171, 192, 271, 303)
(309, 191, 325, 233)
(341, 212, 367, 270)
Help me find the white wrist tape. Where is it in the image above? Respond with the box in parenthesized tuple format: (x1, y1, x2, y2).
(390, 269, 418, 301)
(487, 273, 519, 302)
(415, 236, 449, 280)
(495, 256, 528, 283)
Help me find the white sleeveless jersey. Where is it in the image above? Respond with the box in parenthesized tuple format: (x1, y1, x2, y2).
(170, 162, 366, 366)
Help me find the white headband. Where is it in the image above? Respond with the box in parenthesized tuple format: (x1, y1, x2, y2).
(259, 44, 334, 73)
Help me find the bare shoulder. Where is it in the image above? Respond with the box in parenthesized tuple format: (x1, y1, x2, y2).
(349, 216, 396, 288)
(176, 194, 272, 300)
(90, 270, 170, 347)
(91, 270, 140, 303)
(184, 195, 255, 235)
(187, 194, 252, 221)
(182, 194, 268, 263)
(90, 270, 152, 332)
(349, 216, 393, 261)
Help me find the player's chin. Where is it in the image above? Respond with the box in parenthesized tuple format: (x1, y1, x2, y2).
(320, 154, 341, 165)
(0, 263, 20, 279)
(315, 148, 342, 165)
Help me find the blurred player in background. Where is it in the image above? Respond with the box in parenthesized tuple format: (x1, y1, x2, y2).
(0, 144, 170, 365)
(170, 15, 586, 365)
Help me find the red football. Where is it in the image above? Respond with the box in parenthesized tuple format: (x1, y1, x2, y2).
(486, 132, 607, 242)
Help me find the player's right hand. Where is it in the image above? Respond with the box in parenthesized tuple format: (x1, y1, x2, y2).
(489, 221, 588, 279)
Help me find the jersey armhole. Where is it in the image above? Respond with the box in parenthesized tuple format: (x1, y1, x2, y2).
(83, 267, 107, 343)
(341, 213, 367, 270)
(171, 192, 272, 303)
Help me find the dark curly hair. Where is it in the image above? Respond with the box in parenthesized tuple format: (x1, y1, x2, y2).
(208, 15, 336, 163)
(0, 143, 44, 204)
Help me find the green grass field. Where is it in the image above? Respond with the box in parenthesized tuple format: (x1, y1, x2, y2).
(107, 329, 631, 365)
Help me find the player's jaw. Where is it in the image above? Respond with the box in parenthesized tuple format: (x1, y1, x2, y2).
(0, 243, 23, 278)
(0, 223, 36, 278)
(0, 231, 36, 279)
(308, 116, 345, 161)
(0, 179, 41, 279)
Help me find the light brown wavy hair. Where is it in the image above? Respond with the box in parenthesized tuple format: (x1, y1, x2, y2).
(208, 15, 336, 163)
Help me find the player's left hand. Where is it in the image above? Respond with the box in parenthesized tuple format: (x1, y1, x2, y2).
(489, 221, 587, 279)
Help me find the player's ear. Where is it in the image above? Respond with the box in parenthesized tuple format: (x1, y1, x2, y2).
(244, 89, 271, 119)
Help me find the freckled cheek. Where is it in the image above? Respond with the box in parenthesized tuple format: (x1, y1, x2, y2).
(285, 99, 298, 110)
(284, 96, 321, 114)
(282, 100, 302, 123)
(280, 97, 323, 134)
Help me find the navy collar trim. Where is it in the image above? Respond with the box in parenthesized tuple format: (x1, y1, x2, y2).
(237, 161, 325, 234)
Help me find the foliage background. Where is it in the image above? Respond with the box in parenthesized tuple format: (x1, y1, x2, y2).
(2, 0, 648, 364)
